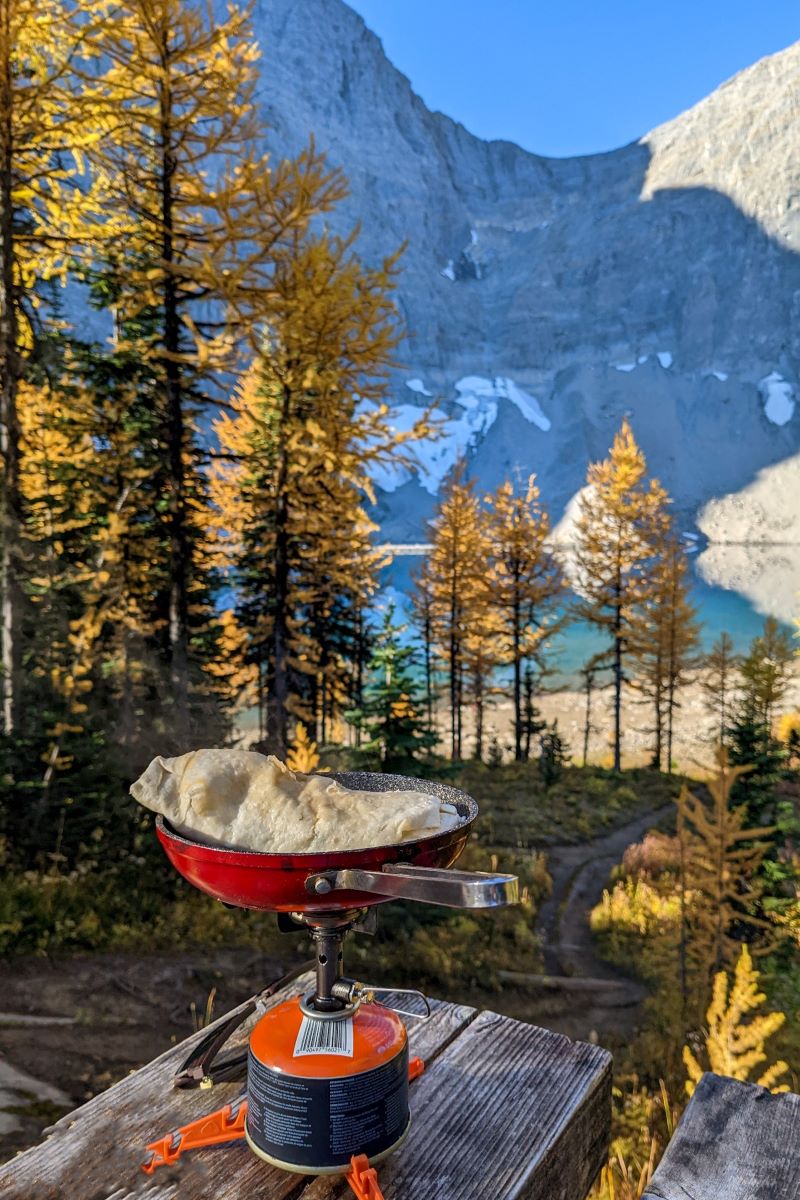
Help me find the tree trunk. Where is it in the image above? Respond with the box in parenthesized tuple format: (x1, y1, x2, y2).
(423, 608, 433, 734)
(523, 667, 533, 761)
(677, 809, 689, 1022)
(651, 655, 663, 771)
(449, 557, 459, 758)
(666, 595, 677, 773)
(354, 605, 364, 748)
(0, 21, 20, 735)
(582, 670, 593, 767)
(474, 667, 484, 761)
(512, 590, 522, 761)
(612, 567, 623, 771)
(159, 61, 190, 734)
(667, 675, 676, 774)
(267, 383, 292, 758)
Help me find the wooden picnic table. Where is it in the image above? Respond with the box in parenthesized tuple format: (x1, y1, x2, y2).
(0, 971, 612, 1200)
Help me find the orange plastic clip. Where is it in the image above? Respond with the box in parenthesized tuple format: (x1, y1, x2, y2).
(346, 1153, 386, 1200)
(408, 1055, 425, 1082)
(141, 1097, 248, 1174)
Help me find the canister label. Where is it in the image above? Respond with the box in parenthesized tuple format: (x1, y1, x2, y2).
(246, 1041, 409, 1170)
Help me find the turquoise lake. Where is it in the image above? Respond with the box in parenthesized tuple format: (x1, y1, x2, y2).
(381, 546, 799, 688)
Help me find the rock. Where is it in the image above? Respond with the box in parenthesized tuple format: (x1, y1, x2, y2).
(252, 0, 800, 536)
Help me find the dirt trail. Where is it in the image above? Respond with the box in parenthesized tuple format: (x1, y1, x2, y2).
(499, 806, 672, 1044)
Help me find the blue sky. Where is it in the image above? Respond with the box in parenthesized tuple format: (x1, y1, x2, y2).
(346, 0, 800, 157)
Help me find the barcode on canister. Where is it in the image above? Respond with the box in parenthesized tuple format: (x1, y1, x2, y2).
(293, 1015, 354, 1058)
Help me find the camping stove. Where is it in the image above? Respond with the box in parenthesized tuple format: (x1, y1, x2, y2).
(142, 773, 518, 1195)
(245, 908, 419, 1174)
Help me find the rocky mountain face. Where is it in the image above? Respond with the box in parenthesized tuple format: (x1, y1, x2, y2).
(253, 0, 800, 542)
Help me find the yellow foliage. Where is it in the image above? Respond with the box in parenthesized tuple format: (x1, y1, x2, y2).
(286, 724, 322, 774)
(419, 468, 496, 760)
(0, 0, 108, 350)
(683, 944, 789, 1096)
(590, 1079, 677, 1200)
(777, 711, 800, 745)
(209, 225, 414, 745)
(591, 878, 682, 938)
(676, 748, 776, 983)
(573, 420, 670, 768)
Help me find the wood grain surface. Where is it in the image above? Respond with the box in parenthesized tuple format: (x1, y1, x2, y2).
(0, 974, 611, 1200)
(644, 1072, 800, 1200)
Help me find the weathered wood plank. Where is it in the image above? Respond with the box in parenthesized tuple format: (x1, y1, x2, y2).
(0, 980, 475, 1200)
(0, 974, 313, 1200)
(300, 1012, 611, 1200)
(643, 1072, 800, 1200)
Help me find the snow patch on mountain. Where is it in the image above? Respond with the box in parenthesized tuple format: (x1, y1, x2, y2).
(441, 260, 455, 281)
(614, 362, 636, 372)
(456, 376, 551, 432)
(759, 371, 795, 425)
(368, 375, 551, 496)
(368, 396, 496, 497)
(657, 350, 673, 368)
(697, 454, 800, 542)
(696, 543, 800, 624)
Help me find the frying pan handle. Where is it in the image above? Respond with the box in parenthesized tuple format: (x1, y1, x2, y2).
(306, 864, 518, 909)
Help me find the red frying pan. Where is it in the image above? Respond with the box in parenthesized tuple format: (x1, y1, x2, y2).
(155, 771, 517, 913)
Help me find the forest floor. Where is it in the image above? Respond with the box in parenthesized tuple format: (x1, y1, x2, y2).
(0, 948, 287, 1165)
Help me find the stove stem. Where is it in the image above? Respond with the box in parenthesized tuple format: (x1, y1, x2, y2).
(310, 924, 346, 1010)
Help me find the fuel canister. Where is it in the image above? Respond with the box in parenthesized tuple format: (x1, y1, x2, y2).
(245, 995, 410, 1174)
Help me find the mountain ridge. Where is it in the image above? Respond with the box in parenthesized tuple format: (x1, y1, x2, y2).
(252, 0, 800, 543)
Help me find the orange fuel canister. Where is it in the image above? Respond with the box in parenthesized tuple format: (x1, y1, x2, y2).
(245, 996, 410, 1175)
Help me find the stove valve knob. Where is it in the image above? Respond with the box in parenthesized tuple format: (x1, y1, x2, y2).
(330, 978, 375, 1005)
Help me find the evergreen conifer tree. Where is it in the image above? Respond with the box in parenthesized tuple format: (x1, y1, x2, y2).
(728, 619, 792, 829)
(348, 606, 436, 772)
(727, 697, 787, 830)
(739, 617, 794, 727)
(0, 0, 106, 733)
(86, 0, 343, 728)
(539, 720, 570, 788)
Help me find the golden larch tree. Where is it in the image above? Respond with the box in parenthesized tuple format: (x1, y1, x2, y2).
(683, 944, 788, 1096)
(632, 525, 701, 771)
(424, 467, 491, 761)
(486, 475, 562, 761)
(210, 229, 426, 755)
(85, 0, 343, 726)
(574, 420, 668, 770)
(701, 631, 740, 746)
(0, 0, 106, 733)
(676, 750, 775, 1018)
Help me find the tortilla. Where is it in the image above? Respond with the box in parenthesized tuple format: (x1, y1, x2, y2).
(130, 749, 459, 853)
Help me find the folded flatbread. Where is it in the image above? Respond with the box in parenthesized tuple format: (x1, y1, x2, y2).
(130, 749, 459, 853)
